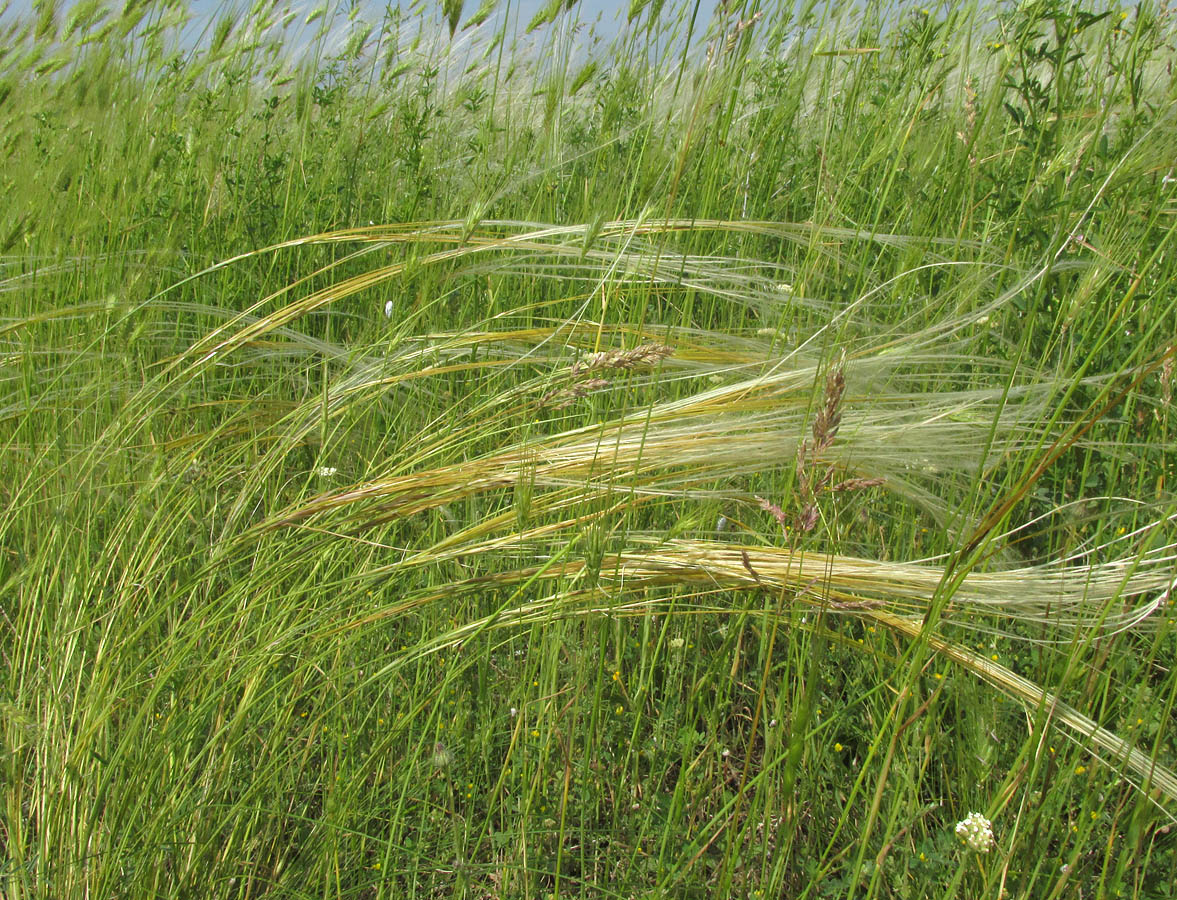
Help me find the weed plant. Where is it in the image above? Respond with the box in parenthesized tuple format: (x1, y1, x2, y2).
(1, 0, 1176, 897)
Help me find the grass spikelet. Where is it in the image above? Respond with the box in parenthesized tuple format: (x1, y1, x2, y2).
(569, 341, 674, 376)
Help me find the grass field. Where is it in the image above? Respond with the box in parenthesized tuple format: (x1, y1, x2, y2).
(2, 0, 1176, 896)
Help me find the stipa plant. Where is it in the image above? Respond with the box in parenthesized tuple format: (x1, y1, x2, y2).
(127, 222, 1170, 899)
(3, 211, 1176, 898)
(3, 0, 1177, 896)
(148, 218, 1177, 787)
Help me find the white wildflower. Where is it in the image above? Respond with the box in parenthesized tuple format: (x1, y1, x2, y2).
(384, 299, 394, 319)
(955, 812, 994, 853)
(317, 466, 338, 477)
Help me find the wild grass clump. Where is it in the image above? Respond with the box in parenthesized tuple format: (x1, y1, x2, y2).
(2, 1, 1176, 898)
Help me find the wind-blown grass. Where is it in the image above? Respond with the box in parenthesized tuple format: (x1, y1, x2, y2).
(2, 1, 1176, 898)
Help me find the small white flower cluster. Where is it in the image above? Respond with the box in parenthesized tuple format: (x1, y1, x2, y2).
(955, 812, 994, 853)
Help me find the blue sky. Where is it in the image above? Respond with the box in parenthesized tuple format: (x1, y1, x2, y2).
(1, 1, 704, 55)
(184, 0, 633, 28)
(4, 0, 643, 30)
(2, 0, 768, 70)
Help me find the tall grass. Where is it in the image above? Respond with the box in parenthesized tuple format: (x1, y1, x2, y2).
(2, 0, 1176, 897)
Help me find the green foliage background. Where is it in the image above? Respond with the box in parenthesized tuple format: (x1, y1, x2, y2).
(1, 0, 1176, 897)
